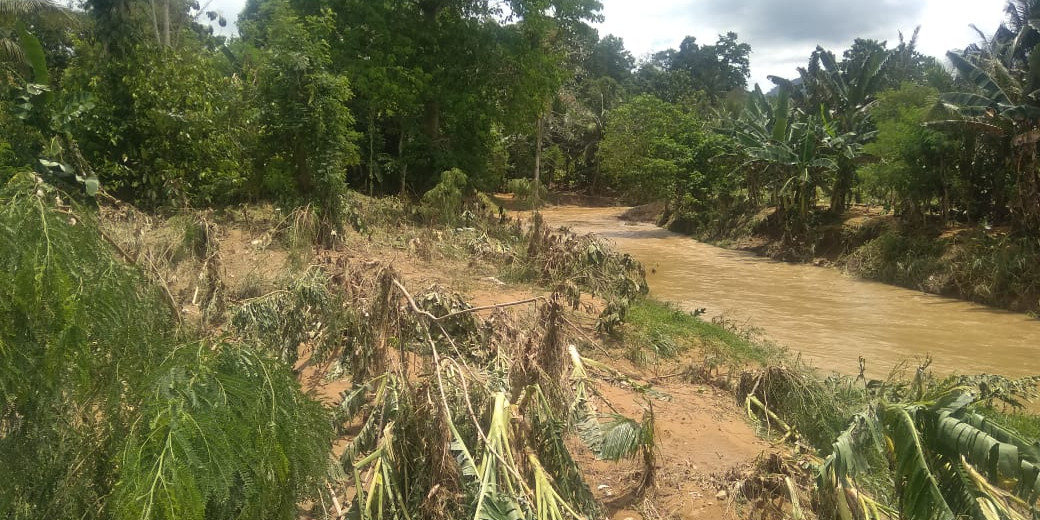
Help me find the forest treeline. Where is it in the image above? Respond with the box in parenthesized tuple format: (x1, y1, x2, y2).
(6, 0, 1040, 245)
(6, 0, 1040, 236)
(6, 0, 1040, 310)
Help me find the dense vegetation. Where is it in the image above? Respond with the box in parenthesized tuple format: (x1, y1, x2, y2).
(8, 0, 1040, 245)
(4, 0, 1040, 519)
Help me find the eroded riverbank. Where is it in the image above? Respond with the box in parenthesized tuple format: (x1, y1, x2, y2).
(538, 205, 1040, 379)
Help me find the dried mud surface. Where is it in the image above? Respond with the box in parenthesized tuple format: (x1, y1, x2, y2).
(99, 201, 776, 520)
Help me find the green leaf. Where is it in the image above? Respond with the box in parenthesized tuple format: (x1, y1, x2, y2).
(598, 414, 642, 461)
(15, 21, 49, 85)
(882, 403, 957, 520)
(946, 52, 1012, 106)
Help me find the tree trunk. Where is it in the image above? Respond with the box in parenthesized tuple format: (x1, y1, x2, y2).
(162, 0, 170, 47)
(533, 112, 544, 207)
(368, 109, 376, 196)
(293, 138, 312, 195)
(149, 0, 162, 46)
(398, 128, 408, 197)
(1013, 142, 1040, 233)
(829, 163, 853, 214)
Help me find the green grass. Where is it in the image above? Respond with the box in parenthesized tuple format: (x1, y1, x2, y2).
(623, 299, 781, 367)
(976, 406, 1040, 440)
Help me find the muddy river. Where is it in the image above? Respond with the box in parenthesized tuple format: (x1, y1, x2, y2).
(537, 206, 1040, 379)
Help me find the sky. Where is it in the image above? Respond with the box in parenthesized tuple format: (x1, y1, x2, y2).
(596, 0, 1009, 87)
(202, 0, 1010, 88)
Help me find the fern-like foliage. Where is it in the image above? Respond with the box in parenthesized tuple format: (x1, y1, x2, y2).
(112, 343, 332, 520)
(0, 173, 331, 519)
(231, 267, 344, 364)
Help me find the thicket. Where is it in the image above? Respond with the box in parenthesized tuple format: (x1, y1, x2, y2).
(0, 173, 332, 519)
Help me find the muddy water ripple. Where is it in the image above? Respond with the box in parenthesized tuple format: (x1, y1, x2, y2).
(538, 206, 1040, 378)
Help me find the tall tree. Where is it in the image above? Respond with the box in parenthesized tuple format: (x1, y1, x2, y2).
(264, 0, 602, 194)
(635, 32, 751, 105)
(245, 0, 360, 238)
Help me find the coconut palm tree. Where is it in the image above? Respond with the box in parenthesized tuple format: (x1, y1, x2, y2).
(0, 0, 71, 83)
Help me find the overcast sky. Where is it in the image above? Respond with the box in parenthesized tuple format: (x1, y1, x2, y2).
(203, 0, 1009, 88)
(597, 0, 1009, 87)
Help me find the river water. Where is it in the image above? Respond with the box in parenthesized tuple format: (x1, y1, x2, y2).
(537, 206, 1040, 379)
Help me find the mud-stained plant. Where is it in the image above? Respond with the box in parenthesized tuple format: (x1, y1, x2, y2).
(818, 386, 1040, 520)
(324, 278, 676, 520)
(735, 358, 1040, 520)
(230, 266, 344, 364)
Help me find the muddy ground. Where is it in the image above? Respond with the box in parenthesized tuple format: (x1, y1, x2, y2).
(98, 198, 784, 520)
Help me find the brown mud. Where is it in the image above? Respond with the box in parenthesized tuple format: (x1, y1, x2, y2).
(98, 199, 779, 520)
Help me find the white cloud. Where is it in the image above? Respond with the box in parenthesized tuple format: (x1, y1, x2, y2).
(597, 0, 1007, 87)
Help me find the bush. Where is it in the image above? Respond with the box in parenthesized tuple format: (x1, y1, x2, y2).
(947, 232, 1040, 311)
(846, 231, 944, 288)
(61, 40, 253, 207)
(505, 177, 547, 207)
(420, 168, 468, 225)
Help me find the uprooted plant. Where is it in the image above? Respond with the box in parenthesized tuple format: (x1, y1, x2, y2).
(732, 358, 1040, 520)
(321, 272, 665, 519)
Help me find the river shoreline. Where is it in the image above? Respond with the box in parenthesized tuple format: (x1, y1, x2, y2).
(533, 203, 1040, 379)
(620, 201, 1040, 317)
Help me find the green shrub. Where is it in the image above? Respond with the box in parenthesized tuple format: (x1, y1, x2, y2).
(505, 177, 547, 207)
(947, 232, 1040, 311)
(0, 173, 331, 519)
(420, 168, 468, 225)
(847, 231, 944, 287)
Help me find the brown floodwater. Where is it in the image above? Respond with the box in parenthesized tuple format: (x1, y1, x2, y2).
(536, 206, 1040, 379)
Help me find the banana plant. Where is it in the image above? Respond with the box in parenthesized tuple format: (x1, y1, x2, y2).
(935, 48, 1040, 233)
(802, 46, 888, 212)
(818, 386, 1040, 520)
(731, 84, 840, 227)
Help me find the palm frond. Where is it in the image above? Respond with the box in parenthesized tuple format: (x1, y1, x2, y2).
(0, 0, 60, 15)
(567, 345, 603, 452)
(598, 414, 642, 461)
(0, 37, 26, 66)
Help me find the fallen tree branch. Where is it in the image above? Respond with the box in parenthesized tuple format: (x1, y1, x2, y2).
(97, 227, 183, 326)
(436, 296, 545, 321)
(391, 277, 538, 499)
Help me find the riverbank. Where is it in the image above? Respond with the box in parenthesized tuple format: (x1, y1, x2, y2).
(94, 192, 781, 519)
(18, 177, 1037, 520)
(643, 203, 1040, 315)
